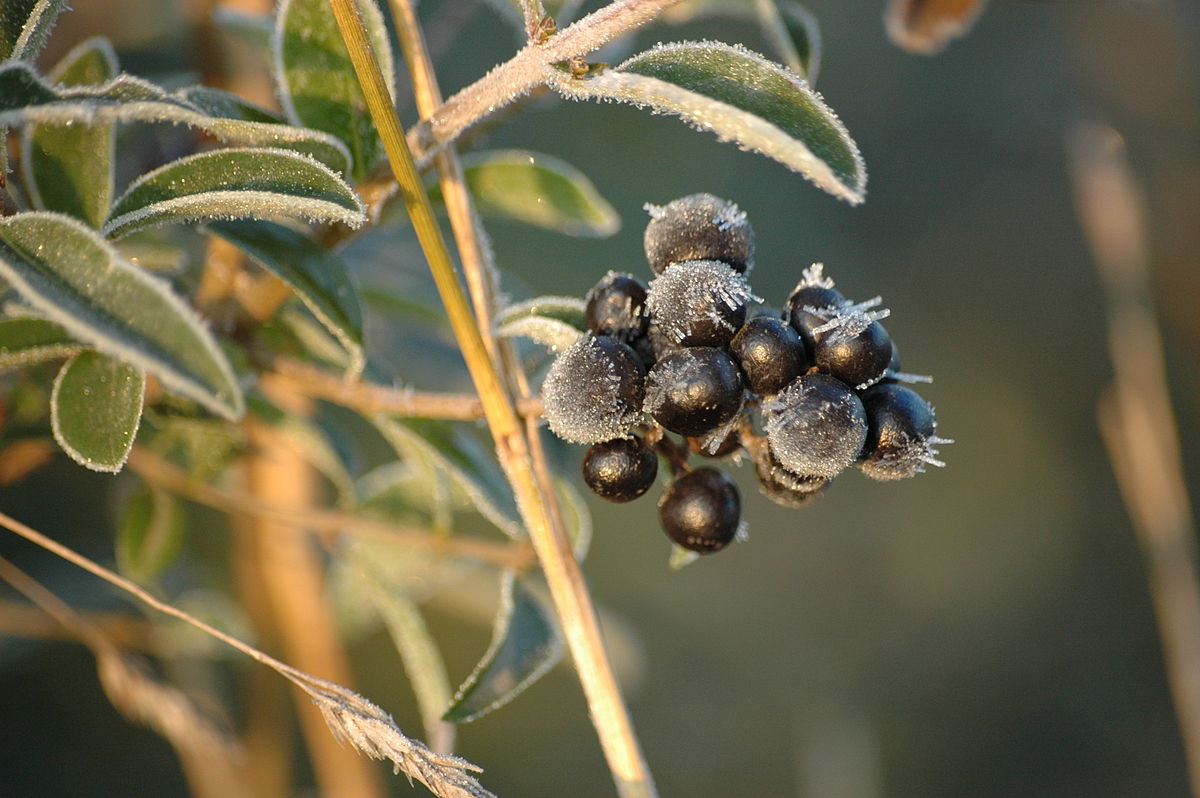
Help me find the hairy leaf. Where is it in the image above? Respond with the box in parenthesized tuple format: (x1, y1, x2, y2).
(116, 484, 186, 583)
(1, 0, 69, 61)
(443, 572, 562, 723)
(104, 148, 365, 239)
(552, 40, 865, 204)
(274, 0, 394, 180)
(0, 61, 351, 174)
(374, 417, 522, 539)
(0, 212, 243, 419)
(446, 150, 619, 237)
(496, 295, 586, 350)
(51, 350, 145, 472)
(205, 219, 364, 374)
(0, 317, 80, 369)
(21, 38, 119, 228)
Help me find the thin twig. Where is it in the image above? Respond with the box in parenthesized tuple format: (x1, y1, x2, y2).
(126, 448, 534, 572)
(328, 3, 659, 794)
(271, 357, 544, 419)
(408, 0, 681, 165)
(0, 599, 156, 651)
(0, 512, 496, 798)
(1070, 123, 1200, 798)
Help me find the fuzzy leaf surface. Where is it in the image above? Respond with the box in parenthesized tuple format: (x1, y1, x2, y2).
(274, 0, 394, 180)
(0, 318, 80, 369)
(0, 212, 243, 419)
(0, 0, 68, 60)
(496, 295, 586, 350)
(552, 40, 865, 204)
(116, 484, 186, 582)
(443, 572, 562, 722)
(103, 148, 365, 239)
(0, 61, 351, 173)
(205, 219, 364, 374)
(51, 350, 145, 472)
(22, 38, 119, 228)
(443, 150, 619, 237)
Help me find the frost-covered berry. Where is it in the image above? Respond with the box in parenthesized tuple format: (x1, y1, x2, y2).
(644, 193, 755, 275)
(857, 383, 949, 480)
(790, 296, 894, 389)
(753, 446, 828, 509)
(729, 316, 810, 395)
(785, 263, 846, 320)
(582, 436, 658, 502)
(763, 374, 868, 479)
(646, 260, 754, 346)
(585, 271, 649, 341)
(542, 335, 645, 443)
(659, 468, 741, 553)
(644, 347, 743, 437)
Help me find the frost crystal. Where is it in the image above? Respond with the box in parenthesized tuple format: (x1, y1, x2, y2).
(808, 296, 890, 340)
(646, 259, 758, 345)
(796, 262, 836, 291)
(541, 336, 645, 444)
(763, 374, 868, 478)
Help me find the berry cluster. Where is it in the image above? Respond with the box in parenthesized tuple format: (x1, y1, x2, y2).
(540, 194, 949, 558)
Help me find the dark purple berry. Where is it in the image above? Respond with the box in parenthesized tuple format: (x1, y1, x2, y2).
(810, 320, 894, 388)
(646, 260, 753, 346)
(858, 383, 946, 480)
(644, 347, 744, 437)
(729, 316, 810, 395)
(644, 194, 755, 275)
(753, 446, 828, 509)
(542, 335, 645, 443)
(659, 468, 741, 553)
(763, 374, 868, 479)
(582, 436, 658, 501)
(585, 271, 649, 341)
(786, 284, 847, 319)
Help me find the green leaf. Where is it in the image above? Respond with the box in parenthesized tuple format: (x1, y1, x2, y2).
(103, 148, 365, 239)
(1, 0, 69, 61)
(21, 38, 119, 228)
(0, 317, 80, 369)
(50, 350, 145, 472)
(758, 1, 821, 83)
(374, 416, 522, 539)
(274, 0, 395, 181)
(496, 295, 586, 350)
(0, 212, 244, 419)
(552, 40, 865, 204)
(443, 571, 562, 722)
(116, 484, 185, 583)
(443, 150, 619, 237)
(204, 219, 364, 376)
(0, 61, 352, 174)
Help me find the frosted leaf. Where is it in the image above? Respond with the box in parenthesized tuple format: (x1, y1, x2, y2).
(763, 374, 867, 478)
(497, 316, 583, 350)
(646, 259, 758, 346)
(541, 335, 645, 443)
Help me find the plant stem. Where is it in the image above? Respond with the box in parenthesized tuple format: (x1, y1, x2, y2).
(127, 448, 534, 571)
(328, 3, 658, 794)
(408, 0, 681, 164)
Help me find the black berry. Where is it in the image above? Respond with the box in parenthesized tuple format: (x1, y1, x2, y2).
(644, 194, 755, 275)
(644, 347, 744, 437)
(763, 374, 868, 479)
(858, 383, 945, 480)
(659, 468, 741, 553)
(753, 446, 828, 509)
(582, 436, 658, 501)
(646, 260, 753, 346)
(542, 335, 645, 443)
(729, 316, 810, 395)
(810, 319, 894, 389)
(585, 271, 649, 341)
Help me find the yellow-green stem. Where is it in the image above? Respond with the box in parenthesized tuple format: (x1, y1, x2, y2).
(328, 3, 657, 795)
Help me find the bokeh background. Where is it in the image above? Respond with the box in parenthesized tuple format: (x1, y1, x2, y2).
(2, 0, 1199, 796)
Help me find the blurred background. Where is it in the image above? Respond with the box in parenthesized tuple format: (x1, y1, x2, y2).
(2, 0, 1199, 796)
